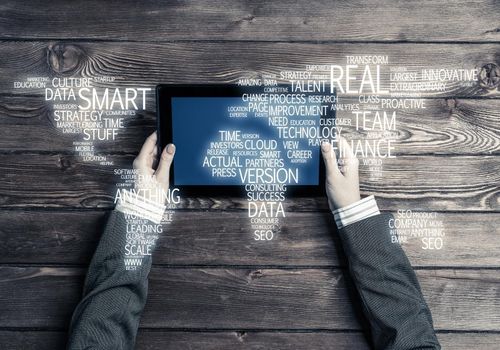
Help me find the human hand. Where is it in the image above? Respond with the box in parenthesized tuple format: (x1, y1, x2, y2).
(321, 136, 361, 210)
(132, 131, 176, 205)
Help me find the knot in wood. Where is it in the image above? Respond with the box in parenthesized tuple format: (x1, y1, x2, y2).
(248, 269, 264, 281)
(47, 43, 85, 75)
(478, 63, 500, 89)
(57, 155, 72, 171)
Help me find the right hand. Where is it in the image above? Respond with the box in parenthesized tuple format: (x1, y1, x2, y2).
(321, 136, 361, 210)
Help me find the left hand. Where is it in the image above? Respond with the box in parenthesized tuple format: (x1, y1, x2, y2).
(132, 131, 176, 204)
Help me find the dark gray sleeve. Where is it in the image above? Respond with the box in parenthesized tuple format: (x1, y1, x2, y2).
(67, 210, 151, 350)
(338, 213, 441, 350)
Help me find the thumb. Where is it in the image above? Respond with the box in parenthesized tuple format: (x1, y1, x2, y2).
(155, 143, 176, 188)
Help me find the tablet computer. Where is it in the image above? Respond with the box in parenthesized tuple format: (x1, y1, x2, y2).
(156, 84, 336, 196)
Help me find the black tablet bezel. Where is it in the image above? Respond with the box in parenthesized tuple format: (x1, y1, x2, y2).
(157, 84, 329, 197)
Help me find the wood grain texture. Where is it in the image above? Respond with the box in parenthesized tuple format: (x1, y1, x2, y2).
(127, 331, 500, 350)
(0, 267, 499, 331)
(0, 210, 498, 268)
(1, 0, 499, 42)
(340, 98, 500, 155)
(1, 330, 499, 350)
(0, 154, 497, 210)
(0, 2, 499, 347)
(0, 94, 154, 153)
(0, 331, 67, 350)
(1, 95, 499, 155)
(0, 41, 499, 97)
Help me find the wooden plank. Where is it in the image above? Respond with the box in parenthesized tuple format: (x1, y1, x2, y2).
(0, 210, 107, 265)
(0, 331, 66, 350)
(1, 95, 498, 155)
(0, 154, 497, 211)
(340, 98, 500, 155)
(0, 210, 498, 268)
(0, 267, 499, 331)
(1, 41, 499, 97)
(1, 330, 499, 350)
(0, 94, 154, 153)
(142, 331, 500, 350)
(1, 0, 499, 42)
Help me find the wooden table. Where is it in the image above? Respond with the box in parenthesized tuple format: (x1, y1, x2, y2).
(0, 1, 499, 349)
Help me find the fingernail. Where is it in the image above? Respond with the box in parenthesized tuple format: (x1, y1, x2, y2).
(167, 143, 176, 154)
(321, 141, 330, 152)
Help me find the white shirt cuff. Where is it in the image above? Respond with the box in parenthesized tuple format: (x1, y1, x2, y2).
(115, 189, 166, 224)
(332, 195, 380, 229)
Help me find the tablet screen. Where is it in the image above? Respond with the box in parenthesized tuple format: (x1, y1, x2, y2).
(171, 96, 322, 187)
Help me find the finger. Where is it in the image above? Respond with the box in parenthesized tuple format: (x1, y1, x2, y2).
(155, 143, 176, 187)
(338, 136, 359, 176)
(338, 135, 355, 160)
(321, 141, 341, 178)
(150, 143, 160, 168)
(137, 131, 158, 161)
